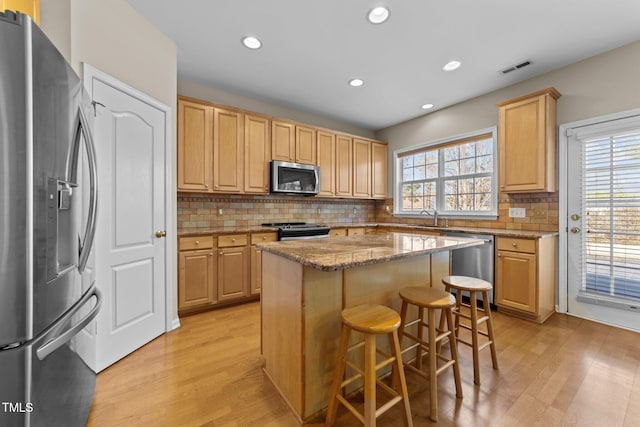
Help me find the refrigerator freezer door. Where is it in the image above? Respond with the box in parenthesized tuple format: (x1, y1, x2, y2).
(0, 284, 100, 427)
(0, 9, 29, 347)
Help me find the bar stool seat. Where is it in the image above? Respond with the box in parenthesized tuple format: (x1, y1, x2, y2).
(326, 304, 413, 426)
(442, 275, 498, 385)
(397, 286, 462, 422)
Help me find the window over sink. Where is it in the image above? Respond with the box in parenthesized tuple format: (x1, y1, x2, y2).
(393, 127, 498, 219)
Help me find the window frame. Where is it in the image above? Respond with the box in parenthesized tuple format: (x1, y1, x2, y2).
(393, 127, 498, 219)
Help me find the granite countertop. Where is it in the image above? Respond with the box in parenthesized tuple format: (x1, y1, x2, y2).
(178, 222, 558, 239)
(257, 232, 483, 272)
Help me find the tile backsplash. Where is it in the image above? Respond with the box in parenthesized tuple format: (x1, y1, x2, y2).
(177, 193, 376, 229)
(178, 192, 558, 232)
(374, 192, 559, 232)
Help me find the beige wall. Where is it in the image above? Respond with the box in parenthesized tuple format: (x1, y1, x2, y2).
(178, 79, 375, 138)
(376, 40, 640, 196)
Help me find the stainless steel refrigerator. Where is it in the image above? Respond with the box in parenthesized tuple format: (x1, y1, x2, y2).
(0, 11, 101, 427)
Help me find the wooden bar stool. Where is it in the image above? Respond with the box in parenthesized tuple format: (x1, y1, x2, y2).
(397, 286, 462, 422)
(326, 304, 413, 427)
(442, 275, 498, 385)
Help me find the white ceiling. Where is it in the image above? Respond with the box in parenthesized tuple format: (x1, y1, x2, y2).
(127, 0, 640, 131)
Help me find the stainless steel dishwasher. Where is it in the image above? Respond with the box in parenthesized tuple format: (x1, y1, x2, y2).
(442, 231, 495, 308)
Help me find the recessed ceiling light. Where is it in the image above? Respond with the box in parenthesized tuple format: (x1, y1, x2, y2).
(421, 103, 434, 110)
(442, 60, 461, 71)
(368, 6, 390, 24)
(349, 78, 364, 87)
(242, 36, 262, 50)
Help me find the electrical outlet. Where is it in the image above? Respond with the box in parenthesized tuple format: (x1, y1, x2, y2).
(533, 208, 546, 219)
(508, 207, 526, 218)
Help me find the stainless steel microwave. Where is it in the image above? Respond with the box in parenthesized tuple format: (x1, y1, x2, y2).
(270, 160, 320, 195)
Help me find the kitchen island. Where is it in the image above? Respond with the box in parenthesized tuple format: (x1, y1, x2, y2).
(257, 232, 483, 423)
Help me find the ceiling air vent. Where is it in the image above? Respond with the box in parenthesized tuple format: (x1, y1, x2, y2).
(500, 60, 531, 74)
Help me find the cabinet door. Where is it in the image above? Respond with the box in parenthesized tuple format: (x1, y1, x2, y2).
(271, 121, 295, 161)
(335, 135, 353, 197)
(2, 0, 39, 23)
(213, 108, 243, 192)
(498, 88, 559, 193)
(244, 114, 271, 193)
(316, 131, 336, 196)
(178, 249, 216, 311)
(250, 246, 262, 295)
(352, 138, 371, 198)
(495, 250, 537, 313)
(177, 99, 213, 191)
(295, 125, 317, 165)
(371, 142, 387, 199)
(347, 228, 365, 236)
(218, 246, 249, 301)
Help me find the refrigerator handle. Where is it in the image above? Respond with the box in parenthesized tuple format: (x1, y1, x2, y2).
(35, 284, 102, 361)
(77, 106, 99, 273)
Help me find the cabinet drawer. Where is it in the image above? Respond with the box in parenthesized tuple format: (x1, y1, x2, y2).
(496, 237, 536, 254)
(329, 228, 347, 237)
(251, 232, 277, 245)
(179, 235, 215, 251)
(347, 228, 365, 236)
(218, 234, 248, 247)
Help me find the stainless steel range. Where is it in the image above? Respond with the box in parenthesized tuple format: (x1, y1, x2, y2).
(262, 222, 330, 241)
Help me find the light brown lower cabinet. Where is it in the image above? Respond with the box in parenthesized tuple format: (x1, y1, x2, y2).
(178, 236, 217, 312)
(495, 236, 557, 323)
(178, 231, 276, 315)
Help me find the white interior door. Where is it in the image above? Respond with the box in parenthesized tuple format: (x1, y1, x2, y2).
(566, 114, 640, 332)
(88, 70, 169, 371)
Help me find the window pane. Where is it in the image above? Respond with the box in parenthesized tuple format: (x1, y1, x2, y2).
(444, 146, 459, 161)
(425, 150, 438, 164)
(444, 160, 459, 177)
(475, 194, 492, 210)
(403, 157, 414, 168)
(477, 154, 493, 172)
(414, 165, 426, 180)
(444, 179, 457, 195)
(461, 158, 475, 175)
(414, 152, 426, 166)
(475, 176, 492, 193)
(403, 167, 413, 181)
(477, 139, 492, 156)
(425, 164, 438, 179)
(460, 143, 475, 159)
(445, 195, 458, 210)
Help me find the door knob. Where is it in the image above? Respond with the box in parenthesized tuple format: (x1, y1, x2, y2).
(571, 214, 580, 221)
(155, 230, 167, 238)
(570, 227, 580, 234)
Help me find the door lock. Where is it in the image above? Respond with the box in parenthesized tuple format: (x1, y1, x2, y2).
(155, 230, 167, 238)
(571, 214, 580, 221)
(570, 227, 580, 234)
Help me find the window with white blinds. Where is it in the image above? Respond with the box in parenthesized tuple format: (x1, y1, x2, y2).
(580, 129, 640, 302)
(394, 127, 498, 217)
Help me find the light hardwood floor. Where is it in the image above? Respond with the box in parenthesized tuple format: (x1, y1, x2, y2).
(87, 302, 640, 426)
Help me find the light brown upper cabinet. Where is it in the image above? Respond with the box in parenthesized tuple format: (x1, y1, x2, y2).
(295, 125, 317, 165)
(352, 138, 372, 198)
(371, 142, 387, 199)
(244, 114, 271, 193)
(271, 121, 296, 162)
(497, 87, 561, 193)
(213, 108, 243, 192)
(316, 130, 336, 196)
(2, 0, 39, 23)
(177, 98, 213, 192)
(335, 134, 353, 197)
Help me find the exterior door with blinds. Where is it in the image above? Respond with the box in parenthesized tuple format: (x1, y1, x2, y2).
(566, 115, 640, 331)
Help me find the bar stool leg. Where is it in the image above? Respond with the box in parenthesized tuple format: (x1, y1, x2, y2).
(364, 333, 377, 426)
(469, 291, 481, 385)
(390, 330, 413, 427)
(416, 306, 424, 370)
(454, 288, 463, 337)
(483, 290, 499, 370)
(326, 324, 351, 426)
(427, 308, 438, 422)
(446, 308, 463, 398)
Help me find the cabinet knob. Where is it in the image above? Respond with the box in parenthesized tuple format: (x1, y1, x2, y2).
(209, 253, 213, 257)
(232, 238, 236, 242)
(262, 236, 267, 240)
(511, 243, 517, 247)
(219, 252, 223, 255)
(195, 240, 200, 245)
(205, 184, 209, 188)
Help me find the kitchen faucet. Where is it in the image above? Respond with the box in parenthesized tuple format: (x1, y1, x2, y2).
(419, 209, 438, 226)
